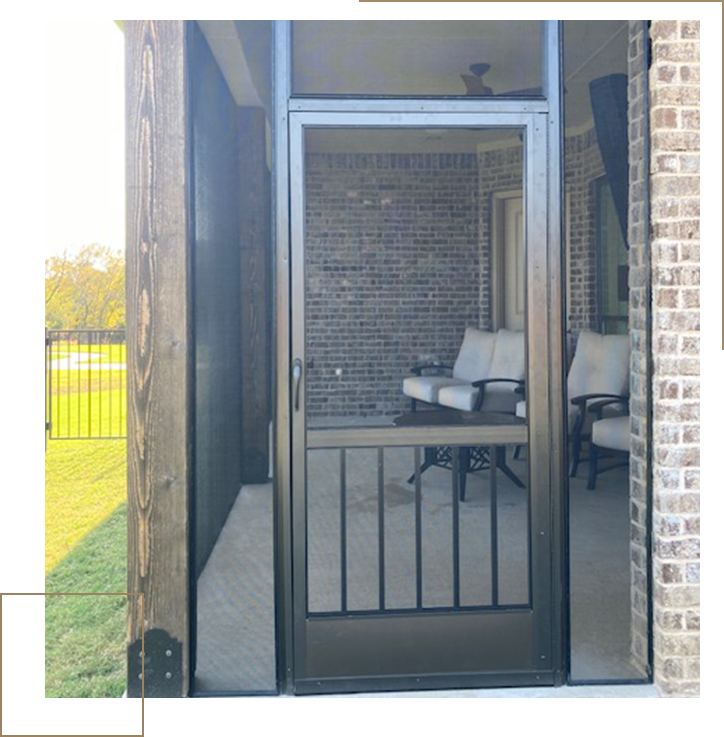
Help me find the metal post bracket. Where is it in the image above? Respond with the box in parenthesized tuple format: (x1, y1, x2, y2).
(127, 629, 183, 698)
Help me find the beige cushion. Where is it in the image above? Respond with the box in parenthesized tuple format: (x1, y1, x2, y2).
(592, 415, 630, 452)
(488, 328, 525, 382)
(405, 327, 524, 413)
(403, 376, 467, 405)
(438, 382, 520, 414)
(437, 384, 477, 411)
(567, 331, 629, 426)
(452, 327, 497, 382)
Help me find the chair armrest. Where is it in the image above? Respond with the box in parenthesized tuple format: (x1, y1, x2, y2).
(570, 392, 628, 407)
(588, 395, 629, 417)
(472, 378, 525, 389)
(410, 363, 454, 376)
(471, 378, 525, 412)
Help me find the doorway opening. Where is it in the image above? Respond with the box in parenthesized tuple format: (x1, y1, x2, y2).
(185, 19, 652, 696)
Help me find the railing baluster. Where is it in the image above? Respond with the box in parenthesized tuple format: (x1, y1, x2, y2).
(490, 445, 499, 607)
(415, 447, 423, 609)
(109, 338, 113, 438)
(98, 332, 103, 437)
(66, 334, 71, 439)
(452, 447, 461, 609)
(77, 332, 81, 436)
(340, 448, 347, 613)
(47, 330, 53, 439)
(46, 329, 126, 440)
(87, 332, 92, 437)
(378, 447, 385, 611)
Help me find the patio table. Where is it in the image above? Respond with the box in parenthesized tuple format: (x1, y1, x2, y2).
(392, 409, 527, 500)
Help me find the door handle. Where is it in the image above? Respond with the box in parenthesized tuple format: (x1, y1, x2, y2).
(292, 358, 303, 412)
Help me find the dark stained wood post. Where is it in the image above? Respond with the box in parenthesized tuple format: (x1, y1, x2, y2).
(125, 20, 190, 697)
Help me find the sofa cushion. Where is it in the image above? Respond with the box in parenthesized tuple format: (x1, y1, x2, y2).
(437, 383, 477, 411)
(403, 376, 467, 405)
(592, 415, 630, 452)
(568, 332, 629, 404)
(452, 327, 496, 382)
(488, 329, 525, 381)
(438, 382, 520, 414)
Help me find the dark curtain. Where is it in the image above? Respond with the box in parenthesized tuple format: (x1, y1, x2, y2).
(589, 73, 629, 248)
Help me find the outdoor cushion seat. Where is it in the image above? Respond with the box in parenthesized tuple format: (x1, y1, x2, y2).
(586, 412, 631, 490)
(439, 383, 520, 414)
(591, 415, 630, 453)
(402, 326, 526, 501)
(514, 331, 629, 475)
(403, 326, 525, 414)
(402, 376, 468, 405)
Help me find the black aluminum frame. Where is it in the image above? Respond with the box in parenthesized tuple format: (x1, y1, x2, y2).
(187, 18, 653, 697)
(281, 20, 561, 694)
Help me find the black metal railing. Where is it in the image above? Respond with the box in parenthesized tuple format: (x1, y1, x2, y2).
(307, 444, 531, 617)
(46, 328, 127, 440)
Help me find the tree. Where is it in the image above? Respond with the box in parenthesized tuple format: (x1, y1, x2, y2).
(45, 244, 125, 329)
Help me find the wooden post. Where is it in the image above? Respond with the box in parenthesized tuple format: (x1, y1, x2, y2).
(125, 20, 190, 697)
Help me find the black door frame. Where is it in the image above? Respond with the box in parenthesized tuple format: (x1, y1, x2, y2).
(273, 20, 567, 695)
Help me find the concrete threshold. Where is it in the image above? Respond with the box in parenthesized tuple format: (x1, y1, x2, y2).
(125, 685, 659, 699)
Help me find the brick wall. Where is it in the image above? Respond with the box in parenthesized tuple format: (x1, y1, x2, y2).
(305, 135, 602, 419)
(566, 127, 606, 335)
(305, 152, 481, 418)
(649, 19, 700, 697)
(627, 19, 652, 675)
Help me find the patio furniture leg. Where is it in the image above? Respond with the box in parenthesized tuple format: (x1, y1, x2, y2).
(496, 446, 525, 488)
(570, 412, 585, 477)
(406, 446, 437, 484)
(587, 442, 599, 490)
(459, 447, 471, 501)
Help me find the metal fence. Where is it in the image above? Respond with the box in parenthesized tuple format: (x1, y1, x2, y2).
(46, 328, 127, 440)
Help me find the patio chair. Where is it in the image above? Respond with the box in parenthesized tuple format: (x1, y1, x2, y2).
(402, 327, 526, 499)
(587, 401, 630, 490)
(403, 327, 525, 414)
(514, 330, 630, 476)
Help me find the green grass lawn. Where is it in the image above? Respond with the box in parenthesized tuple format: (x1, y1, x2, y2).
(45, 376, 128, 696)
(45, 438, 127, 572)
(49, 342, 127, 362)
(45, 504, 127, 698)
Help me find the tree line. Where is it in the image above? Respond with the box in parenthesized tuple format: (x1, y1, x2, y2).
(45, 244, 125, 329)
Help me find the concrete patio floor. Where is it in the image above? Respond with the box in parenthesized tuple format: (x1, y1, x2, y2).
(195, 439, 647, 694)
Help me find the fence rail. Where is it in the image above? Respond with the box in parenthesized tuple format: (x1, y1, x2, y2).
(46, 328, 127, 440)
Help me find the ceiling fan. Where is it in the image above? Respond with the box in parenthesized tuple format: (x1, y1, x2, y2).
(461, 63, 543, 97)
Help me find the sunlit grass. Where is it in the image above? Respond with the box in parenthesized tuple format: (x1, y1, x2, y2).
(45, 438, 127, 573)
(45, 505, 127, 698)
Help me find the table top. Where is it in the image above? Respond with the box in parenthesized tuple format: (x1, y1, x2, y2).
(393, 409, 526, 428)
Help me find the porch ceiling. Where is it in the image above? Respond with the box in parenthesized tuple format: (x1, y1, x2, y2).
(199, 20, 628, 133)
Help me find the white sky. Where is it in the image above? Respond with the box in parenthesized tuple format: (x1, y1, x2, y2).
(45, 21, 124, 259)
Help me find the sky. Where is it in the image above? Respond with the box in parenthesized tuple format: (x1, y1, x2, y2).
(45, 21, 124, 260)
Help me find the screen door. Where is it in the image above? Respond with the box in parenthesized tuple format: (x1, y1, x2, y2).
(289, 112, 554, 694)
